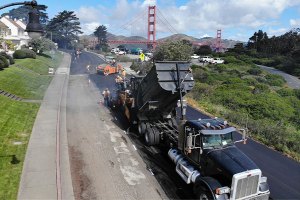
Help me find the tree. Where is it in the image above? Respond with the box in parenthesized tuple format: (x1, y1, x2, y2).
(28, 38, 56, 53)
(194, 45, 212, 55)
(247, 30, 269, 52)
(1, 5, 48, 25)
(94, 25, 108, 50)
(227, 43, 246, 54)
(153, 40, 193, 61)
(46, 11, 83, 49)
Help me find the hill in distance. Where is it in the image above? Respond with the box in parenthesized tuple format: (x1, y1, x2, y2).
(81, 33, 241, 49)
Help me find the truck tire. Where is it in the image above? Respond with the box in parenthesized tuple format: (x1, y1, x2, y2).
(194, 184, 214, 200)
(152, 127, 160, 145)
(144, 127, 155, 146)
(138, 122, 146, 135)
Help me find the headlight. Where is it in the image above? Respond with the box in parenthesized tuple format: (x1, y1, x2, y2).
(216, 186, 230, 195)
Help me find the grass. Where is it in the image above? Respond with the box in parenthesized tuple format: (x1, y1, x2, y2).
(0, 95, 39, 200)
(0, 52, 62, 99)
(0, 51, 63, 199)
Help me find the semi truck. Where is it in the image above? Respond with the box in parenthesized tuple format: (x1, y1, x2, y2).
(115, 61, 270, 200)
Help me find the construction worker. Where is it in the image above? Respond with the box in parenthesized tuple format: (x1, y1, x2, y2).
(112, 58, 116, 67)
(121, 69, 127, 88)
(102, 88, 111, 107)
(115, 75, 123, 83)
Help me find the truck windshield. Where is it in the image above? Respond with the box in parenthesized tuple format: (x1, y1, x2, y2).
(202, 132, 233, 149)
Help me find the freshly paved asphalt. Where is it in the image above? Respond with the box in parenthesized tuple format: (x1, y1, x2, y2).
(187, 106, 300, 199)
(257, 64, 300, 89)
(79, 51, 300, 200)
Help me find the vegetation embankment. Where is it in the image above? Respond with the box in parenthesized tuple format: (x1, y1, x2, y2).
(231, 28, 300, 77)
(0, 51, 63, 200)
(188, 56, 300, 161)
(145, 40, 300, 162)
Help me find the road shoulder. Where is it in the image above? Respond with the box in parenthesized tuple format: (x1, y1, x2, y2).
(18, 52, 74, 200)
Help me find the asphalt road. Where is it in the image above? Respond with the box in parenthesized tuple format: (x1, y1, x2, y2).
(67, 51, 168, 199)
(186, 106, 300, 199)
(257, 64, 300, 89)
(74, 51, 300, 200)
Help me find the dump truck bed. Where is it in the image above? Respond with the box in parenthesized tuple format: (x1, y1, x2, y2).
(135, 61, 194, 120)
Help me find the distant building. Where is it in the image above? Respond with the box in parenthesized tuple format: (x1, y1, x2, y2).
(0, 16, 30, 50)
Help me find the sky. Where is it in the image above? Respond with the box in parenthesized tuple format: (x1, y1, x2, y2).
(1, 0, 300, 41)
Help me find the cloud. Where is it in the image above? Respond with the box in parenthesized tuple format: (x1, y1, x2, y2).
(290, 19, 300, 27)
(82, 22, 101, 33)
(201, 34, 210, 38)
(267, 27, 289, 36)
(75, 6, 104, 23)
(75, 0, 300, 39)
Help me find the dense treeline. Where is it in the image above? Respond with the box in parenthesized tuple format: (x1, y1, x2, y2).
(231, 28, 300, 76)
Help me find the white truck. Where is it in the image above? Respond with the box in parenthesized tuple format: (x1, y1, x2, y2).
(211, 58, 225, 64)
(199, 56, 214, 63)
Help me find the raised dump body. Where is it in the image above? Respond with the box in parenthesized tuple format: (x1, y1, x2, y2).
(135, 61, 194, 120)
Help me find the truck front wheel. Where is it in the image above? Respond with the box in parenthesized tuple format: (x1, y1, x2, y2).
(194, 184, 214, 200)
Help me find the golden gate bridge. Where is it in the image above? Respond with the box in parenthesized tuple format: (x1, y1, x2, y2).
(94, 5, 223, 51)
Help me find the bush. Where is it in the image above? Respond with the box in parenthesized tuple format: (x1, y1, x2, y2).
(247, 67, 262, 75)
(0, 55, 9, 68)
(13, 49, 36, 59)
(265, 74, 285, 87)
(0, 59, 5, 69)
(0, 52, 14, 64)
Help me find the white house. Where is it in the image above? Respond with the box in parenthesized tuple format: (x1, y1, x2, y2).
(0, 16, 30, 50)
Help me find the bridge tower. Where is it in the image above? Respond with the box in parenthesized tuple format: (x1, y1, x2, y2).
(215, 29, 222, 52)
(147, 5, 156, 49)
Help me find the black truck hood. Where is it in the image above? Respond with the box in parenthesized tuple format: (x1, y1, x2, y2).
(206, 146, 258, 176)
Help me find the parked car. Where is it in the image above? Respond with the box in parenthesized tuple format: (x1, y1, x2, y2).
(118, 50, 126, 55)
(145, 52, 153, 58)
(191, 54, 200, 59)
(211, 58, 225, 64)
(199, 56, 213, 63)
(111, 48, 119, 54)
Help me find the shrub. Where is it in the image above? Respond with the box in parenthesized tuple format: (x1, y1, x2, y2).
(277, 88, 295, 97)
(13, 49, 36, 59)
(0, 52, 14, 64)
(265, 74, 285, 87)
(0, 59, 5, 69)
(247, 67, 262, 75)
(0, 55, 9, 68)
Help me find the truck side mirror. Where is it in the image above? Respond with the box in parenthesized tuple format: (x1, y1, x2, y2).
(235, 129, 248, 144)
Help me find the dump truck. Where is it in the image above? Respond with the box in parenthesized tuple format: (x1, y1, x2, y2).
(116, 61, 270, 199)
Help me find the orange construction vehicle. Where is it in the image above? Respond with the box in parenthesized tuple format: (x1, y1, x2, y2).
(96, 63, 123, 75)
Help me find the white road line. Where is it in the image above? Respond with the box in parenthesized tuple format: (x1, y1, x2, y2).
(132, 145, 137, 151)
(148, 168, 155, 176)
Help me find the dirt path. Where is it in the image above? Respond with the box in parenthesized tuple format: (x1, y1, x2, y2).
(66, 74, 167, 200)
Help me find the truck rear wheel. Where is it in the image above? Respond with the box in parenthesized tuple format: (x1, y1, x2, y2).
(152, 127, 160, 145)
(145, 127, 155, 146)
(138, 122, 146, 135)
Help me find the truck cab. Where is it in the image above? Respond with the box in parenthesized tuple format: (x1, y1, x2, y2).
(169, 118, 270, 199)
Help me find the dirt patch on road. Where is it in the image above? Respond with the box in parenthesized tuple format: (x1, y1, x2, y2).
(69, 146, 97, 200)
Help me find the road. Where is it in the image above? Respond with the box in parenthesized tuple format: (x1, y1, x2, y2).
(186, 106, 300, 199)
(257, 64, 300, 89)
(67, 51, 168, 200)
(72, 51, 300, 200)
